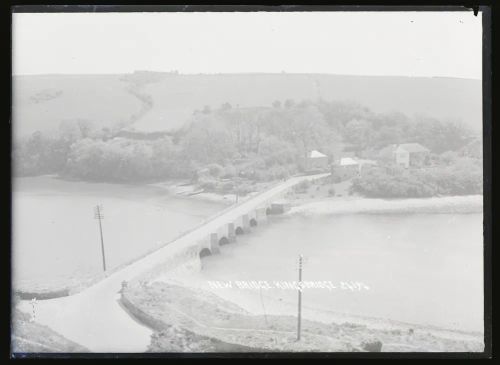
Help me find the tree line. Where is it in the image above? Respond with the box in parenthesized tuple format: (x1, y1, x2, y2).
(13, 99, 479, 191)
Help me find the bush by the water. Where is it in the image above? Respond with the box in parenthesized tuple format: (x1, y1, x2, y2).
(351, 158, 482, 198)
(361, 339, 383, 352)
(294, 180, 311, 194)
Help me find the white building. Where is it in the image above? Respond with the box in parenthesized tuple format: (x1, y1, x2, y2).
(338, 157, 377, 178)
(306, 150, 329, 171)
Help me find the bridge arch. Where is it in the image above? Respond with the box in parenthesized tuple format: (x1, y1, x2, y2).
(219, 236, 229, 246)
(235, 226, 245, 235)
(250, 218, 258, 227)
(199, 248, 212, 258)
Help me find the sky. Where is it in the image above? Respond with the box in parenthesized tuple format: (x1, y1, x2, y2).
(12, 11, 482, 79)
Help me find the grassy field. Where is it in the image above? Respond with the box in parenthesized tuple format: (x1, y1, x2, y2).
(140, 73, 482, 133)
(12, 74, 143, 138)
(13, 73, 482, 137)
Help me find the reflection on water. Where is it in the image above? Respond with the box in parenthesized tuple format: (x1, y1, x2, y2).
(193, 212, 483, 332)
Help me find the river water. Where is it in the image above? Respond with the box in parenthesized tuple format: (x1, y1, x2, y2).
(12, 176, 226, 289)
(186, 212, 484, 333)
(13, 177, 484, 333)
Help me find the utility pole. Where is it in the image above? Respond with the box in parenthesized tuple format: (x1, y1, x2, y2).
(30, 298, 37, 322)
(297, 254, 303, 341)
(94, 204, 107, 272)
(235, 183, 239, 204)
(235, 175, 243, 204)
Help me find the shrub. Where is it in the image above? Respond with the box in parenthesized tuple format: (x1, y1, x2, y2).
(361, 340, 383, 352)
(236, 183, 254, 196)
(12, 294, 21, 308)
(271, 166, 290, 180)
(221, 182, 235, 193)
(221, 164, 237, 178)
(199, 178, 217, 191)
(294, 180, 311, 193)
(351, 158, 482, 198)
(328, 187, 336, 196)
(207, 163, 224, 178)
(252, 170, 266, 182)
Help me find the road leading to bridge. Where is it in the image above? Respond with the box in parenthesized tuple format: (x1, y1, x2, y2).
(18, 173, 329, 353)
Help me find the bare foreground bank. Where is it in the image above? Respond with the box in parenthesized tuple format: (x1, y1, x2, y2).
(13, 274, 483, 353)
(120, 281, 483, 352)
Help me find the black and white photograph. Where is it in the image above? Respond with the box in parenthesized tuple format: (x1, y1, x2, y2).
(10, 7, 488, 355)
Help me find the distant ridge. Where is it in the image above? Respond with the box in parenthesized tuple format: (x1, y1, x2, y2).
(12, 72, 482, 138)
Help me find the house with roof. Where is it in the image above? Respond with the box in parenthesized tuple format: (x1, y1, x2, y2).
(305, 150, 329, 171)
(340, 157, 359, 167)
(378, 143, 430, 168)
(337, 157, 377, 179)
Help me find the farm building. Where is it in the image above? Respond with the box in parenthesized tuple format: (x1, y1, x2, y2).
(336, 157, 377, 179)
(378, 143, 430, 168)
(305, 150, 329, 171)
(338, 157, 359, 179)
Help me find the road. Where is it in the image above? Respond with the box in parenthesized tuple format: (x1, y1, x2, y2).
(18, 173, 329, 353)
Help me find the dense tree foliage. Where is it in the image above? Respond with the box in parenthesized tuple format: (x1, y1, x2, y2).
(351, 157, 482, 198)
(13, 99, 479, 197)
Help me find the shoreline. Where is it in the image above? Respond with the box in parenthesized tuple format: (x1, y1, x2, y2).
(14, 175, 484, 213)
(288, 194, 483, 216)
(123, 280, 484, 352)
(165, 274, 483, 342)
(148, 179, 275, 205)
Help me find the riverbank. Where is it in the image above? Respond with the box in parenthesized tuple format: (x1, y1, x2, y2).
(148, 179, 276, 205)
(12, 175, 227, 299)
(288, 194, 483, 216)
(150, 176, 483, 216)
(122, 281, 484, 352)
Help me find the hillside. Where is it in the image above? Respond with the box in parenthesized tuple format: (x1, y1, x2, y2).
(12, 74, 143, 139)
(12, 72, 482, 138)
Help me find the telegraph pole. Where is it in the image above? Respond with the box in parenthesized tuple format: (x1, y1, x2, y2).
(30, 298, 37, 322)
(297, 254, 303, 341)
(235, 186, 239, 204)
(94, 205, 107, 272)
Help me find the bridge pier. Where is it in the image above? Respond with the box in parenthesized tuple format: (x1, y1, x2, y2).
(209, 233, 220, 254)
(227, 223, 236, 242)
(255, 207, 268, 224)
(270, 201, 291, 215)
(241, 214, 251, 233)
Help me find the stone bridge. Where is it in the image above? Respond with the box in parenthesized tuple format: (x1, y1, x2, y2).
(198, 206, 269, 258)
(18, 173, 330, 352)
(137, 173, 330, 282)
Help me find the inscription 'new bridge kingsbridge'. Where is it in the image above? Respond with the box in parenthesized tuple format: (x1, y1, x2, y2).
(19, 173, 329, 353)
